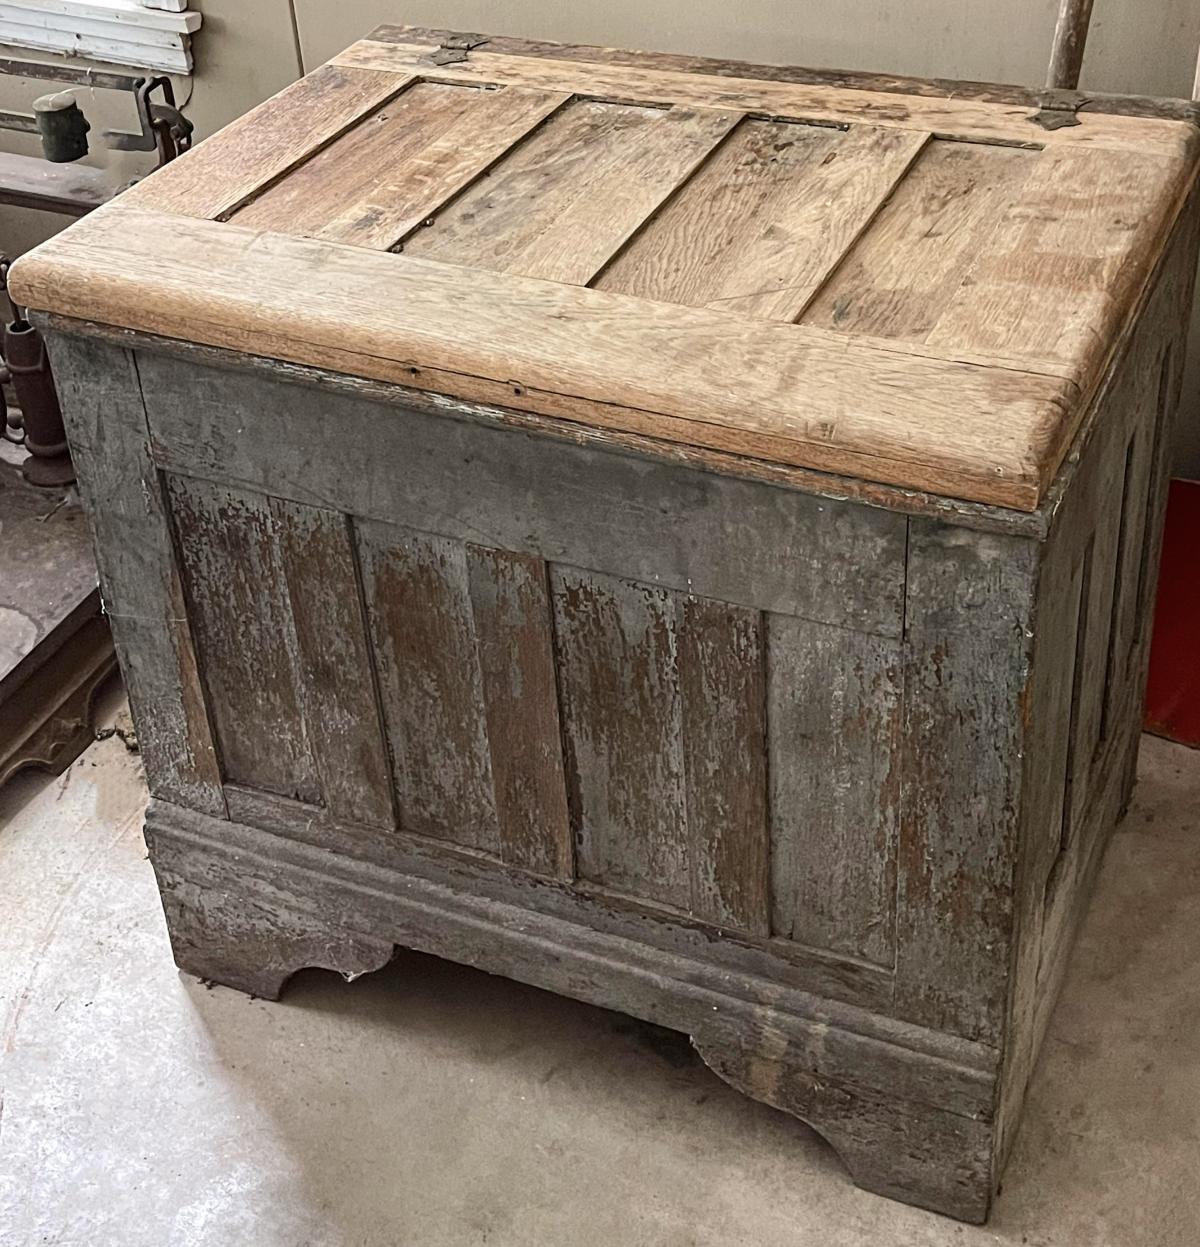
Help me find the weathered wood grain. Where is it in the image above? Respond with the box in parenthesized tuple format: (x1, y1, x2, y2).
(596, 120, 926, 320)
(224, 783, 897, 1017)
(43, 335, 225, 816)
(553, 568, 689, 909)
(466, 545, 572, 878)
(37, 25, 1200, 1226)
(334, 36, 1199, 157)
(11, 204, 1080, 510)
(803, 141, 1036, 340)
(677, 596, 769, 934)
(231, 80, 483, 236)
(693, 1031, 995, 1222)
(768, 618, 901, 966)
(145, 793, 998, 1103)
(165, 475, 320, 804)
(693, 125, 928, 320)
(269, 498, 394, 828)
(355, 522, 499, 852)
(134, 350, 908, 636)
(374, 24, 1200, 124)
(927, 145, 1193, 376)
(896, 521, 1038, 1043)
(124, 63, 413, 220)
(312, 85, 571, 250)
(406, 100, 740, 284)
(551, 571, 770, 929)
(995, 201, 1197, 1171)
(46, 314, 1065, 538)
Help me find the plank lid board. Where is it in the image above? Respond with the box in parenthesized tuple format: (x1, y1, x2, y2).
(10, 26, 1200, 511)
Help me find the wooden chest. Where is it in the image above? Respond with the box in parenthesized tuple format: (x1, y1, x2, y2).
(12, 26, 1200, 1222)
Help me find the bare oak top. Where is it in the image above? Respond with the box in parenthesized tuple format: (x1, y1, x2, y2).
(12, 26, 1199, 510)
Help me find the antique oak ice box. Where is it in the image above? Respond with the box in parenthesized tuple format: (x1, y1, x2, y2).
(12, 26, 1200, 1223)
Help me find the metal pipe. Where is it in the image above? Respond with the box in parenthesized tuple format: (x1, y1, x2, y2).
(1047, 0, 1096, 91)
(0, 109, 36, 133)
(0, 55, 142, 94)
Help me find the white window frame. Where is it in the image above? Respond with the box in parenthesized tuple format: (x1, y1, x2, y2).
(0, 0, 201, 74)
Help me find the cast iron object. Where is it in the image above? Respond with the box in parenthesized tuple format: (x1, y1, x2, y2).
(33, 91, 90, 163)
(5, 318, 73, 486)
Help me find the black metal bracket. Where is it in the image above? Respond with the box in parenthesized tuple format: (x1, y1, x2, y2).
(104, 76, 194, 162)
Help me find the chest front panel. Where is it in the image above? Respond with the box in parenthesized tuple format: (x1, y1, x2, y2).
(140, 353, 913, 976)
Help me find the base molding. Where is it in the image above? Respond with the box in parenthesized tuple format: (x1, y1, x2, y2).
(144, 797, 1001, 1221)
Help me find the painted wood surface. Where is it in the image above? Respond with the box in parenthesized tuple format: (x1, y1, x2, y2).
(768, 619, 901, 966)
(44, 336, 224, 817)
(134, 350, 908, 637)
(268, 498, 394, 829)
(895, 521, 1038, 1043)
(355, 524, 500, 852)
(466, 546, 572, 878)
(166, 476, 321, 805)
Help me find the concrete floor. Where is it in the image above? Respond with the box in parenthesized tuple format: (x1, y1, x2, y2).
(2, 689, 1199, 1246)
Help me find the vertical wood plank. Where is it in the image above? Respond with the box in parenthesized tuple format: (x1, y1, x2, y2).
(896, 520, 1038, 1043)
(314, 86, 573, 250)
(802, 141, 1036, 341)
(165, 476, 320, 805)
(356, 522, 499, 852)
(269, 499, 394, 829)
(232, 81, 482, 235)
(125, 64, 415, 220)
(45, 335, 225, 817)
(1103, 405, 1160, 722)
(699, 124, 929, 321)
(768, 617, 902, 964)
(595, 120, 927, 320)
(404, 100, 741, 286)
(466, 545, 572, 878)
(1053, 539, 1095, 870)
(678, 597, 769, 935)
(552, 567, 689, 909)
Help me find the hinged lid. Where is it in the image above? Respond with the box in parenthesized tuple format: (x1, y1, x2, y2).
(12, 26, 1200, 510)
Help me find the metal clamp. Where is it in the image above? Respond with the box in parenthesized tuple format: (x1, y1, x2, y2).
(104, 76, 194, 163)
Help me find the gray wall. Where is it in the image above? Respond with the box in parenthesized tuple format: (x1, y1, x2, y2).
(3, 0, 1199, 475)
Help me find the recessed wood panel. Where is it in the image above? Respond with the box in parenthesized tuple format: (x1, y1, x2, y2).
(355, 522, 499, 851)
(768, 617, 902, 965)
(677, 596, 769, 934)
(466, 545, 572, 878)
(404, 98, 741, 285)
(123, 62, 414, 221)
(596, 120, 927, 321)
(803, 140, 1036, 341)
(553, 567, 689, 908)
(269, 498, 394, 829)
(232, 81, 484, 236)
(165, 475, 319, 804)
(552, 567, 769, 931)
